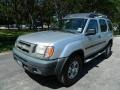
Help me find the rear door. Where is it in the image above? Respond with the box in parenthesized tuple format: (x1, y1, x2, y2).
(98, 19, 109, 49)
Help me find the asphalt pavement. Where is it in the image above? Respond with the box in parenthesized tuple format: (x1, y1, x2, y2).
(0, 37, 120, 90)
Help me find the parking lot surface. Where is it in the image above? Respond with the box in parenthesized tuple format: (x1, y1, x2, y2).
(0, 37, 120, 90)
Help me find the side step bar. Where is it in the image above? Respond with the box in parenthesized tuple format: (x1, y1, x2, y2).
(85, 50, 105, 63)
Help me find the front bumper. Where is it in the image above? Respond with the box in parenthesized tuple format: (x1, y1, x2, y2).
(13, 48, 67, 76)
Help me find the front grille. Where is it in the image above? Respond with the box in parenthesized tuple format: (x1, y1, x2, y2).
(16, 40, 36, 53)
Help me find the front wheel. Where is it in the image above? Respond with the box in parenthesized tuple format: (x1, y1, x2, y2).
(59, 54, 83, 86)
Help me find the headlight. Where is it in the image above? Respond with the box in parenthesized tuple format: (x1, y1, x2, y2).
(35, 45, 47, 55)
(35, 45, 54, 58)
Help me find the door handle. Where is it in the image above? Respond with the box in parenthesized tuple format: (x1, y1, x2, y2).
(98, 35, 101, 38)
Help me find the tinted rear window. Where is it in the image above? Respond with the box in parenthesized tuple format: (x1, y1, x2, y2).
(99, 19, 107, 32)
(107, 20, 113, 31)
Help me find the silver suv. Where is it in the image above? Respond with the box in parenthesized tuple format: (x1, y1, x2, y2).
(13, 13, 113, 86)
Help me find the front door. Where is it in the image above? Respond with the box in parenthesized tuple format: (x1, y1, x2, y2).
(84, 19, 102, 57)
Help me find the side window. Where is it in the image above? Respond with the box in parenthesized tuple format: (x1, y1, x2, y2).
(99, 19, 107, 32)
(107, 20, 113, 31)
(87, 19, 98, 33)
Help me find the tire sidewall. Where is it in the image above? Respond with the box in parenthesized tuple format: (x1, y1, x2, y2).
(104, 43, 112, 58)
(60, 55, 83, 86)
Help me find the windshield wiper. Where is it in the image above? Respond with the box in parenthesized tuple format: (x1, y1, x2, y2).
(51, 29, 76, 34)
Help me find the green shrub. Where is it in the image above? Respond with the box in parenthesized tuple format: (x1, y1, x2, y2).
(0, 30, 32, 52)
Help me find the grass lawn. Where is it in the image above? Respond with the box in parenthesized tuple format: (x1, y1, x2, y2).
(0, 30, 32, 53)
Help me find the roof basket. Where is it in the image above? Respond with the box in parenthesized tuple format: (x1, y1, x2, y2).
(88, 13, 107, 18)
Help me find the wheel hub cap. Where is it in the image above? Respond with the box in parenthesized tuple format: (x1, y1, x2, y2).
(68, 61, 79, 79)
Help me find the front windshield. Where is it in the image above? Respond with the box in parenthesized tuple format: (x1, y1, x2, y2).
(51, 18, 87, 33)
(61, 18, 87, 33)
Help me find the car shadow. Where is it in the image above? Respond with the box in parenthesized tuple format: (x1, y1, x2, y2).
(25, 52, 112, 89)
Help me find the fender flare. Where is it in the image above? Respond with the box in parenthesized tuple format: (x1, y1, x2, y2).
(55, 49, 84, 80)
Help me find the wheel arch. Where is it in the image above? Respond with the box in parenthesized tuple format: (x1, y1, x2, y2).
(56, 49, 85, 83)
(108, 39, 113, 46)
(56, 49, 85, 76)
(68, 49, 85, 62)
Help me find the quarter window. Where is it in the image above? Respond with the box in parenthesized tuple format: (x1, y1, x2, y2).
(99, 19, 107, 32)
(107, 20, 113, 31)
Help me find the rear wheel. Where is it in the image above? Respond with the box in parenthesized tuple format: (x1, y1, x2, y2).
(59, 54, 83, 86)
(103, 43, 112, 58)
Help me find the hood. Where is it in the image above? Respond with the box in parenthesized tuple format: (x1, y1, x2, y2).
(18, 31, 79, 45)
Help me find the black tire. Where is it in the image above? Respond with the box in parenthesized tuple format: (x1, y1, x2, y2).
(59, 54, 83, 86)
(103, 43, 112, 59)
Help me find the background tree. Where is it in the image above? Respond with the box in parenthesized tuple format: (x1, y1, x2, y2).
(0, 0, 120, 29)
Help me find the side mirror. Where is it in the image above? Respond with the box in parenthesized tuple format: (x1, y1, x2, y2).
(85, 29, 96, 35)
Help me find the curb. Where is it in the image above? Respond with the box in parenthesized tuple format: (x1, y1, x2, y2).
(0, 51, 11, 56)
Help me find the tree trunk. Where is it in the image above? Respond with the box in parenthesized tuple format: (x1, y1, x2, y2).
(29, 14, 34, 30)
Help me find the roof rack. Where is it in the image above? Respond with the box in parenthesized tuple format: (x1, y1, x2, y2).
(63, 13, 108, 19)
(88, 13, 107, 18)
